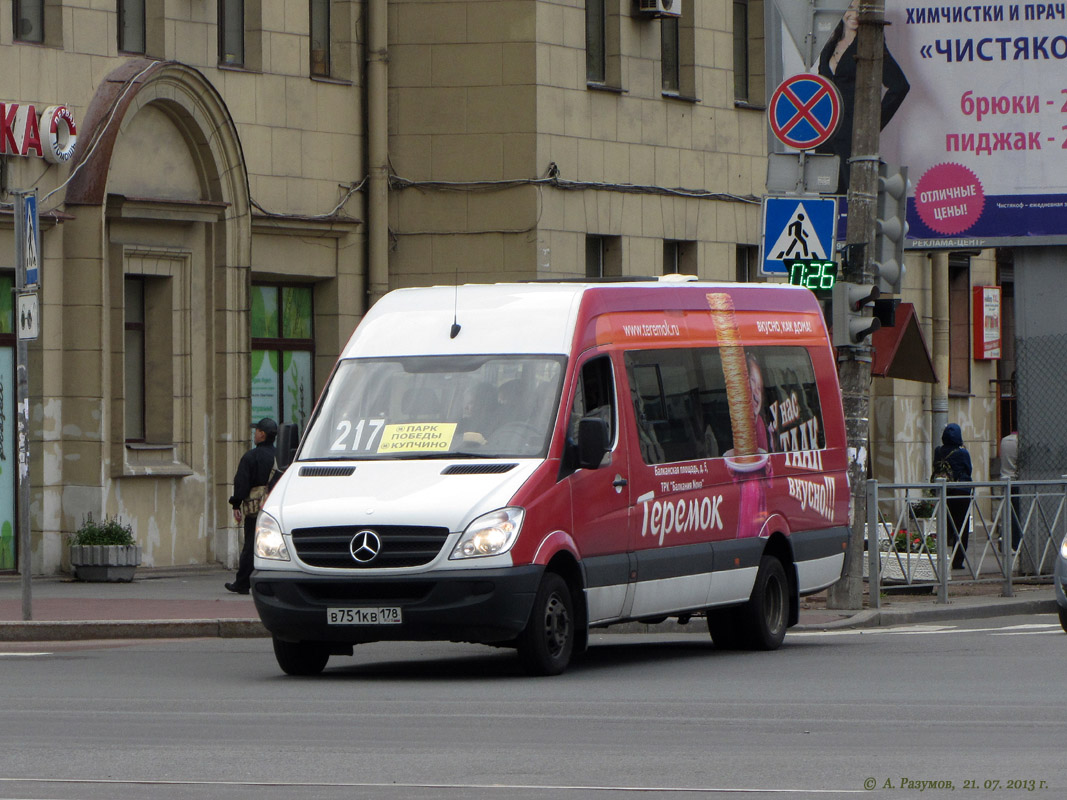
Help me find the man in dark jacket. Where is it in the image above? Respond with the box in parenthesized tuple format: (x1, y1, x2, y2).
(933, 423, 973, 569)
(225, 417, 278, 594)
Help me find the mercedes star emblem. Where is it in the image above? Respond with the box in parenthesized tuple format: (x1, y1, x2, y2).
(350, 530, 382, 563)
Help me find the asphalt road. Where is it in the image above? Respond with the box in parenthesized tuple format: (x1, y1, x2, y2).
(0, 614, 1063, 800)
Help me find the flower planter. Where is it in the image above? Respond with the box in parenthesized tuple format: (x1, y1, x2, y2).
(864, 551, 942, 583)
(70, 544, 142, 582)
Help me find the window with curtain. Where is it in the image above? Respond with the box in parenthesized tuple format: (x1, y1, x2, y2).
(661, 16, 680, 94)
(251, 285, 315, 436)
(310, 0, 331, 77)
(13, 0, 44, 43)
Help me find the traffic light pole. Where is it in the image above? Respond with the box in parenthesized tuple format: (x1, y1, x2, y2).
(827, 0, 885, 610)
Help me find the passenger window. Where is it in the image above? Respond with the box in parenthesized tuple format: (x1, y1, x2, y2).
(625, 346, 825, 466)
(626, 349, 724, 464)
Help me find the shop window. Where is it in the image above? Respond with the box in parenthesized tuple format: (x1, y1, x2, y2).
(310, 0, 331, 77)
(251, 285, 315, 435)
(218, 0, 245, 66)
(733, 0, 765, 106)
(948, 257, 971, 394)
(119, 0, 145, 54)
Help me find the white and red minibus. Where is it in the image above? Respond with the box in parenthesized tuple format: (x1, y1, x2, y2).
(251, 279, 851, 675)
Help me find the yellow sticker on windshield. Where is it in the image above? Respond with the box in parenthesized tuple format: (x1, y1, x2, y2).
(377, 423, 458, 453)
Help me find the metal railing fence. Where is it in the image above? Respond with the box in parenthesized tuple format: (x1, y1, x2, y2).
(865, 478, 1067, 607)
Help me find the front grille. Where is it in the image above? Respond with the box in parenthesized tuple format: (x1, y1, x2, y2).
(290, 525, 451, 569)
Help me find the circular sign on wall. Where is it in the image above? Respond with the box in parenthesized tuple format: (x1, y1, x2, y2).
(42, 105, 77, 164)
(768, 74, 842, 151)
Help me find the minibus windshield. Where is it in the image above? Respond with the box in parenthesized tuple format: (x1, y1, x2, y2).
(300, 355, 566, 460)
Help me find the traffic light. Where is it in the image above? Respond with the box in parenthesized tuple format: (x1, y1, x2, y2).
(832, 281, 881, 347)
(873, 163, 909, 294)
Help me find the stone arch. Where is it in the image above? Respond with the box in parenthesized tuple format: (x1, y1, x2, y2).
(66, 58, 250, 264)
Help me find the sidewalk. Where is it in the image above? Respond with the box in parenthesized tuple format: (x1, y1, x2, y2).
(0, 565, 1059, 642)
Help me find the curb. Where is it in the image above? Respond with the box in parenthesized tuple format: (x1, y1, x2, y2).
(0, 598, 1057, 642)
(0, 618, 268, 642)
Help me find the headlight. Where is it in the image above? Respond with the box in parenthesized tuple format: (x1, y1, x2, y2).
(255, 512, 291, 561)
(450, 507, 525, 559)
(1060, 535, 1067, 560)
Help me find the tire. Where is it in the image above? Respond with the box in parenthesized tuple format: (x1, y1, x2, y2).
(272, 637, 330, 676)
(517, 572, 575, 676)
(1058, 607, 1067, 635)
(738, 555, 789, 651)
(706, 607, 744, 650)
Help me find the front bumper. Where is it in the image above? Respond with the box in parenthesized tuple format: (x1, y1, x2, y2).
(251, 565, 545, 645)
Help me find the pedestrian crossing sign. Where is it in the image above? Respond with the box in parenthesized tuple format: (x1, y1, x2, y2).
(760, 196, 837, 276)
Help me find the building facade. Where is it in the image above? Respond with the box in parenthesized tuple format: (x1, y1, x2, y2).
(1, 0, 1006, 577)
(1, 1, 365, 573)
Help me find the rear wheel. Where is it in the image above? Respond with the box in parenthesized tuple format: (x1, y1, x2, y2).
(517, 572, 575, 676)
(1058, 607, 1067, 634)
(738, 556, 789, 650)
(272, 637, 330, 676)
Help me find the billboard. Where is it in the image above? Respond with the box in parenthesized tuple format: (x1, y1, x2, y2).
(766, 1, 1067, 247)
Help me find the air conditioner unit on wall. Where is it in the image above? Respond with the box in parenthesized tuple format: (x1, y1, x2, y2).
(637, 0, 682, 18)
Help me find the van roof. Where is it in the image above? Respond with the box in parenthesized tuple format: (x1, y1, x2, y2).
(342, 281, 821, 359)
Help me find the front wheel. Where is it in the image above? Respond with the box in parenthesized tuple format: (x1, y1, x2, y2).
(1058, 606, 1067, 634)
(272, 637, 330, 676)
(738, 555, 789, 650)
(517, 572, 575, 676)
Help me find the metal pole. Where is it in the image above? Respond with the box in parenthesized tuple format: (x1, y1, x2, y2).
(1002, 478, 1013, 597)
(867, 479, 880, 609)
(14, 191, 33, 621)
(937, 478, 948, 604)
(827, 0, 885, 609)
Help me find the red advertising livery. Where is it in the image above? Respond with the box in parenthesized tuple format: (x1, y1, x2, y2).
(251, 280, 851, 675)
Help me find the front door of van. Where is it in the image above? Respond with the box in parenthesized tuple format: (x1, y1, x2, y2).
(565, 354, 631, 624)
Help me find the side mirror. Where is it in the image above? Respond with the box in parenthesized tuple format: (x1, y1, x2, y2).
(276, 422, 301, 470)
(577, 416, 610, 470)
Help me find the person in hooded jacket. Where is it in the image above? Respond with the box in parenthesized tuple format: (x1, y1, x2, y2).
(933, 423, 973, 569)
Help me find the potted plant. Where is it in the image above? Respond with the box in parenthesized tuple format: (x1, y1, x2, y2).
(69, 514, 142, 582)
